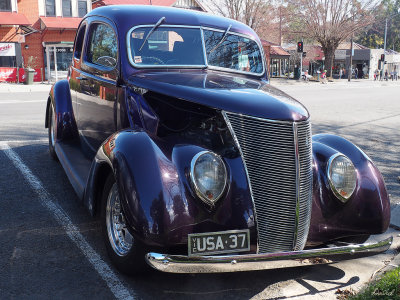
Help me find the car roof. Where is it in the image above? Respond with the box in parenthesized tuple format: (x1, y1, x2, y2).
(86, 5, 258, 39)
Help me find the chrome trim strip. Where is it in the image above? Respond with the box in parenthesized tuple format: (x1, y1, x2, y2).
(292, 122, 300, 249)
(145, 237, 393, 273)
(221, 111, 260, 254)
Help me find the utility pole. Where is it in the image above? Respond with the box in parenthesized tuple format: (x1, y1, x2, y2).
(348, 36, 353, 82)
(383, 18, 388, 75)
(300, 39, 303, 79)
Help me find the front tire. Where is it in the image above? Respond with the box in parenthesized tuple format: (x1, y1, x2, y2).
(101, 174, 149, 275)
(48, 103, 58, 160)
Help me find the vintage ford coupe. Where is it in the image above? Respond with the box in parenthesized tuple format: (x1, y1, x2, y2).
(46, 5, 392, 274)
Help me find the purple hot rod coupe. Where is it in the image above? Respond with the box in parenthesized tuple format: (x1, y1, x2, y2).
(45, 5, 392, 274)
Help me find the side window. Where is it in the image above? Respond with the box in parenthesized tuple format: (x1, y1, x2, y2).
(86, 23, 117, 68)
(74, 24, 86, 60)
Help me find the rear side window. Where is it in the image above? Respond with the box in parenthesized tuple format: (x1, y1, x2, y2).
(74, 24, 86, 60)
(86, 23, 117, 68)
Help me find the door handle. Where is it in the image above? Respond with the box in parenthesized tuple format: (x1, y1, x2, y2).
(77, 76, 87, 80)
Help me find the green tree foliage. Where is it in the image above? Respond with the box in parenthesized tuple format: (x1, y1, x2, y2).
(356, 0, 400, 51)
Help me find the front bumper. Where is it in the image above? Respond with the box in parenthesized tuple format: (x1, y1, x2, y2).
(145, 236, 392, 273)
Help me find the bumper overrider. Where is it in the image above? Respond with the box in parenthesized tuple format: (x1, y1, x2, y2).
(145, 237, 393, 273)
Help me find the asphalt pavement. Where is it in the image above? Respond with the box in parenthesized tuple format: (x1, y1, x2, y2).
(0, 80, 399, 300)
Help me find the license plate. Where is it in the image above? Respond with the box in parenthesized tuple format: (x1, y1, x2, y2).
(188, 229, 250, 256)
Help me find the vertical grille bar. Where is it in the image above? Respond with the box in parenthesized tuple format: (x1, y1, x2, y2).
(223, 112, 312, 253)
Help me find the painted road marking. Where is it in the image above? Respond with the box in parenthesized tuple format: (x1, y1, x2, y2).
(0, 139, 48, 144)
(0, 142, 135, 300)
(0, 100, 46, 104)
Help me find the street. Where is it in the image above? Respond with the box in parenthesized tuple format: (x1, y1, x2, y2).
(0, 80, 399, 299)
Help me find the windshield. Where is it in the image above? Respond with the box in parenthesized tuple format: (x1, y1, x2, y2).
(129, 27, 205, 66)
(128, 26, 264, 75)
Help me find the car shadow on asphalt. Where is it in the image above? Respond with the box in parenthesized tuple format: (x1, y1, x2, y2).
(127, 264, 358, 299)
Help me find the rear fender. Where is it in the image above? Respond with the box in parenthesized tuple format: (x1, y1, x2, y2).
(45, 80, 77, 140)
(308, 134, 390, 245)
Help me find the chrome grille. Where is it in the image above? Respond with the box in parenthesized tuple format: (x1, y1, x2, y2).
(223, 112, 312, 253)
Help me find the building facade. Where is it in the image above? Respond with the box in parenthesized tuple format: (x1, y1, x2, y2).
(0, 0, 91, 82)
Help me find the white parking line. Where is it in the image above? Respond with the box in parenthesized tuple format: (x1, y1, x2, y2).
(0, 142, 135, 300)
(0, 139, 48, 144)
(0, 100, 46, 104)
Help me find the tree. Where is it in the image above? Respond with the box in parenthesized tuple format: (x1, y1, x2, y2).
(356, 0, 400, 52)
(288, 0, 377, 77)
(208, 0, 273, 32)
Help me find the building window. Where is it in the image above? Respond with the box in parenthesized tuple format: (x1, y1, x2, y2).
(46, 0, 56, 16)
(78, 0, 87, 17)
(0, 0, 12, 11)
(62, 0, 72, 17)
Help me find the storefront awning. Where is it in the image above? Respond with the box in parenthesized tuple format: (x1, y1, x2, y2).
(40, 17, 82, 30)
(270, 46, 290, 58)
(0, 12, 30, 26)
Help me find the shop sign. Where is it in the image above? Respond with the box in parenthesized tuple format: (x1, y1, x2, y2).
(0, 68, 17, 82)
(335, 50, 346, 60)
(44, 47, 73, 53)
(0, 43, 16, 57)
(0, 68, 41, 82)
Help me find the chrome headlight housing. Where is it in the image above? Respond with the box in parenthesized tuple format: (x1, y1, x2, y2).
(190, 151, 227, 206)
(327, 154, 357, 202)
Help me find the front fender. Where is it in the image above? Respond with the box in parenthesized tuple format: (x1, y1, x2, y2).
(88, 129, 257, 250)
(307, 134, 390, 245)
(45, 80, 77, 140)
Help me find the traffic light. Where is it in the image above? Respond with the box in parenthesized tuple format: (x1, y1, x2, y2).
(381, 54, 385, 61)
(297, 41, 303, 53)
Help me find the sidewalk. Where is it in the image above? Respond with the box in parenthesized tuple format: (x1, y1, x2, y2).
(270, 77, 400, 87)
(0, 82, 52, 93)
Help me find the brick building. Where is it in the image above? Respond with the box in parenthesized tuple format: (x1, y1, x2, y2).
(0, 0, 91, 82)
(92, 0, 206, 11)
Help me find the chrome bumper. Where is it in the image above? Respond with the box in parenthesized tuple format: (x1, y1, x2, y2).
(145, 237, 392, 273)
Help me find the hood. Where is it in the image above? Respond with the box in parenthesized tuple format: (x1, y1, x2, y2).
(127, 70, 309, 122)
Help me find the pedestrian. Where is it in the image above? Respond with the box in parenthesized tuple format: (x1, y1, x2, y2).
(339, 68, 343, 79)
(385, 70, 388, 81)
(375, 69, 379, 81)
(363, 65, 368, 79)
(395, 69, 398, 81)
(354, 68, 358, 79)
(391, 70, 394, 81)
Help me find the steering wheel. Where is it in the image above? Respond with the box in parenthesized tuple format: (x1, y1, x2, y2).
(95, 56, 116, 67)
(142, 56, 164, 65)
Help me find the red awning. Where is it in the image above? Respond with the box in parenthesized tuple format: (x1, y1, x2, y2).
(40, 17, 82, 29)
(0, 12, 30, 26)
(270, 46, 290, 57)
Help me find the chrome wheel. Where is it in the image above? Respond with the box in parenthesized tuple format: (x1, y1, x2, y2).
(50, 105, 56, 147)
(106, 184, 133, 256)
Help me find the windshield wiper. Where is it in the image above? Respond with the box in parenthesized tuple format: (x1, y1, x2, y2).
(139, 17, 166, 51)
(209, 24, 232, 54)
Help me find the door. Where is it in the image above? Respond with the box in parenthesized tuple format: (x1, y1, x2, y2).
(76, 20, 119, 157)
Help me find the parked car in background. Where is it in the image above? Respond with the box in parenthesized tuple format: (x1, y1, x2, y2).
(45, 5, 391, 275)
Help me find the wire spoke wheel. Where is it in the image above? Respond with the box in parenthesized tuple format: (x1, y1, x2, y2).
(106, 183, 133, 256)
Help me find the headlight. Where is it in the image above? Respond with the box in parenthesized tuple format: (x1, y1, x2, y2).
(327, 154, 357, 202)
(190, 151, 227, 206)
